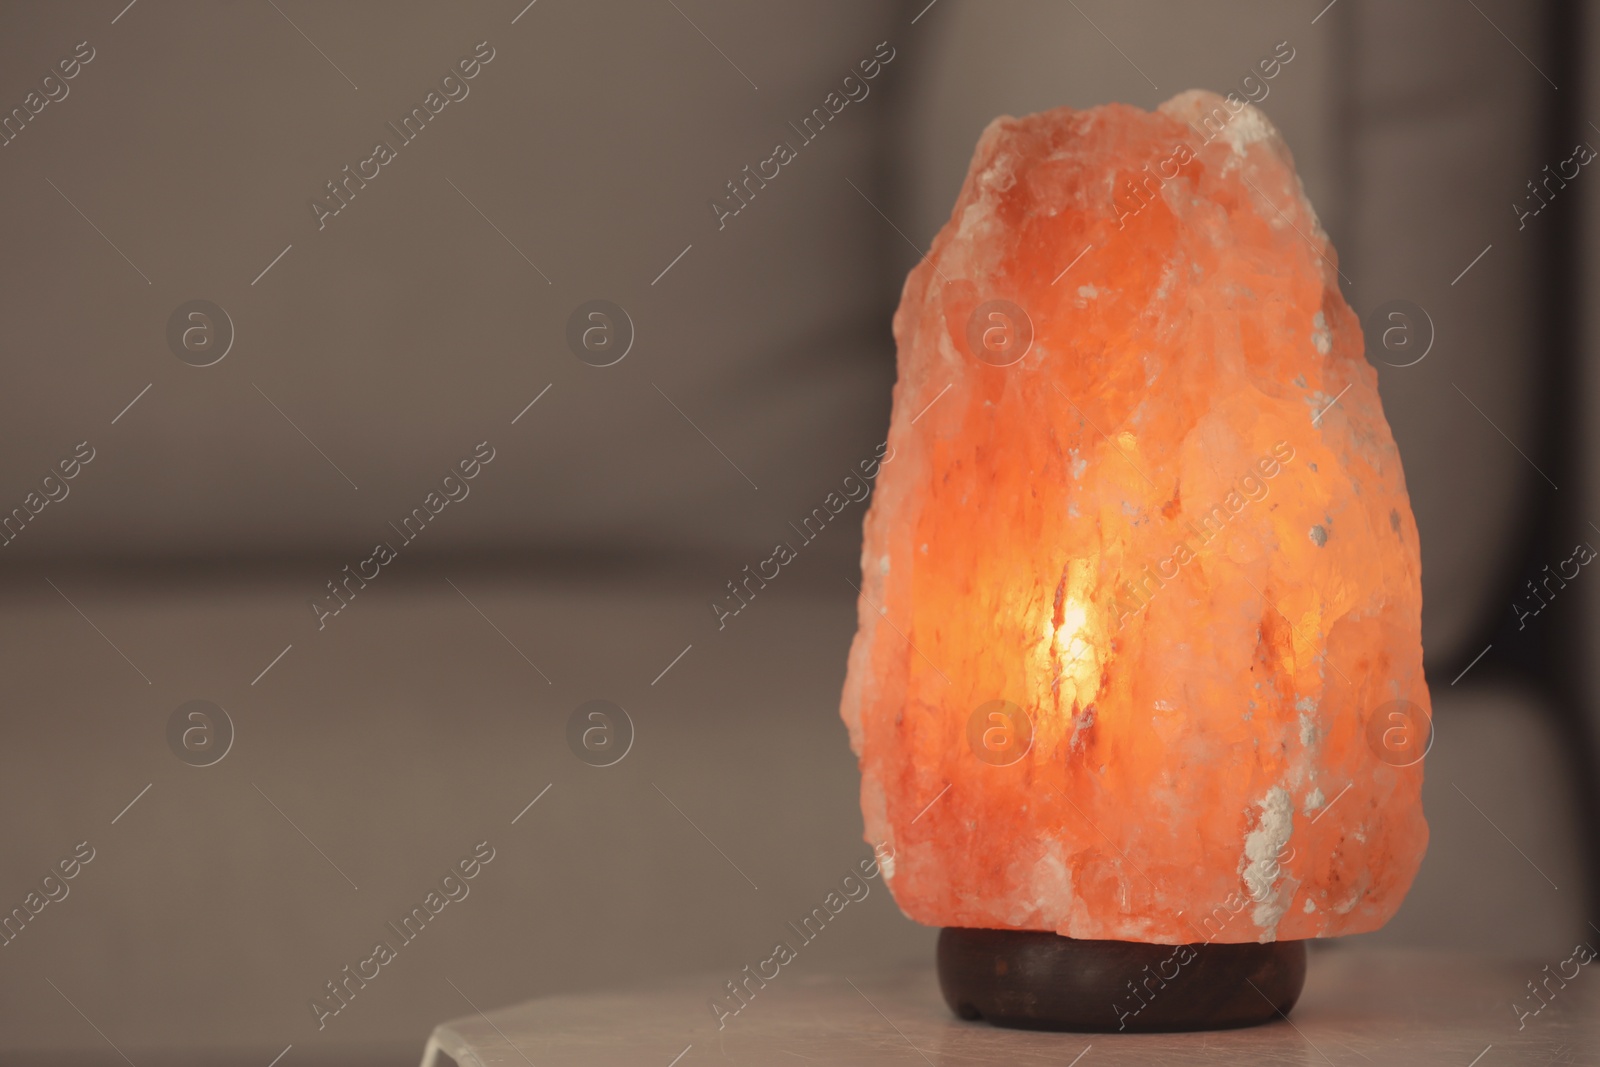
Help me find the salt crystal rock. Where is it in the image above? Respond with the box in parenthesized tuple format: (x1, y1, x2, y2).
(840, 90, 1428, 944)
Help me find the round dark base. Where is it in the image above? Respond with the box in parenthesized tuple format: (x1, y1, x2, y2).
(937, 927, 1306, 1033)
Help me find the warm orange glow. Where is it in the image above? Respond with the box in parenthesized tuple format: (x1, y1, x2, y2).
(839, 90, 1429, 945)
(1043, 559, 1103, 715)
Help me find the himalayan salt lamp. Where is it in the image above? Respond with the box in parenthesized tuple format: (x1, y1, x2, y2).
(840, 90, 1429, 1032)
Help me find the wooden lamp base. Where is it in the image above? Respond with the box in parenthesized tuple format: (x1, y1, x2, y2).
(937, 927, 1306, 1032)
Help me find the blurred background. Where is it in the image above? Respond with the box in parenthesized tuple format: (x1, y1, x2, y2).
(0, 0, 1596, 1063)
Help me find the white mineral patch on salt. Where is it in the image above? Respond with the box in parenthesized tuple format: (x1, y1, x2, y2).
(1296, 698, 1318, 747)
(1223, 106, 1274, 153)
(1312, 311, 1332, 355)
(1242, 786, 1294, 938)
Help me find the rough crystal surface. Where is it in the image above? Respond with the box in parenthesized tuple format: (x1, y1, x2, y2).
(840, 91, 1429, 944)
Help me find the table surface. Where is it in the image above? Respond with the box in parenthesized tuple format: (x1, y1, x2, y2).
(419, 948, 1600, 1066)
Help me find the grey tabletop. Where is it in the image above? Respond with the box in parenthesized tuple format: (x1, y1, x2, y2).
(420, 947, 1598, 1066)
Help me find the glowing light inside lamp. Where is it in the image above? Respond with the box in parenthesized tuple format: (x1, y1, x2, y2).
(1041, 558, 1103, 714)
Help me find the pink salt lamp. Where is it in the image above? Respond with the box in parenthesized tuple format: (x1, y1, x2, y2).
(840, 90, 1429, 1032)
